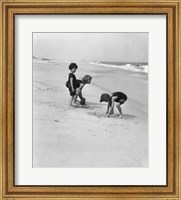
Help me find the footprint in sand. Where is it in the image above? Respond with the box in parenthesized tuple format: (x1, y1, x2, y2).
(88, 111, 107, 118)
(88, 111, 139, 120)
(89, 111, 97, 116)
(107, 114, 120, 118)
(80, 105, 91, 109)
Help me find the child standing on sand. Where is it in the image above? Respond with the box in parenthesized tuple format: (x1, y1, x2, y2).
(66, 63, 78, 106)
(100, 92, 127, 117)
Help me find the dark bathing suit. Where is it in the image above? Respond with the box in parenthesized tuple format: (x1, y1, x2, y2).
(76, 80, 84, 88)
(110, 92, 127, 105)
(66, 75, 85, 96)
(68, 73, 77, 96)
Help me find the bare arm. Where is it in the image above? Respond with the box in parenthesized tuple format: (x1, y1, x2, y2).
(106, 103, 110, 114)
(78, 90, 84, 100)
(76, 84, 84, 95)
(108, 96, 116, 116)
(70, 77, 74, 91)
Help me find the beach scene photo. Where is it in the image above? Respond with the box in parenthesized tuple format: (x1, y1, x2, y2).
(33, 33, 148, 168)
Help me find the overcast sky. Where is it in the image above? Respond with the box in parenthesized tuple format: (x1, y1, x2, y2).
(33, 33, 148, 63)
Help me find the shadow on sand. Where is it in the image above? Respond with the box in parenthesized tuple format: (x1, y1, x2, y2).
(85, 102, 102, 109)
(122, 114, 137, 119)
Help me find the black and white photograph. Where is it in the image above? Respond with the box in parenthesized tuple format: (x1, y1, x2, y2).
(33, 33, 148, 168)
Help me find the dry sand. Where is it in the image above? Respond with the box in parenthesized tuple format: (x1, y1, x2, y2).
(33, 61, 148, 167)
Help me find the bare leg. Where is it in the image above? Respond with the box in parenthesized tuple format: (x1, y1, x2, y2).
(78, 91, 84, 101)
(109, 108, 114, 115)
(116, 103, 123, 117)
(74, 92, 79, 104)
(72, 95, 79, 107)
(108, 98, 115, 116)
(69, 96, 74, 106)
(73, 95, 76, 103)
(74, 87, 83, 104)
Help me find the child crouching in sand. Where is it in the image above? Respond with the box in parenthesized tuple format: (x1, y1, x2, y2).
(100, 92, 127, 117)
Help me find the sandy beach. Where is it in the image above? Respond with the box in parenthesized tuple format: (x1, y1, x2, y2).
(33, 61, 148, 168)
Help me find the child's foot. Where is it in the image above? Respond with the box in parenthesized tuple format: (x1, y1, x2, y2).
(76, 100, 80, 104)
(69, 105, 75, 108)
(72, 103, 79, 107)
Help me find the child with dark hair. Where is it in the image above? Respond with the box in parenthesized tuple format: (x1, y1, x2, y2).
(100, 92, 127, 117)
(66, 63, 78, 106)
(66, 63, 92, 106)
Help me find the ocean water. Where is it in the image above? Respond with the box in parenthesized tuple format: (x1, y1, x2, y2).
(90, 61, 148, 73)
(33, 57, 148, 74)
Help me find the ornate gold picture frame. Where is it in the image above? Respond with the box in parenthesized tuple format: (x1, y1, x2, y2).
(0, 0, 180, 199)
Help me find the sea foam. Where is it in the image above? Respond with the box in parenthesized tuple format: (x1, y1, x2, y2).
(90, 61, 148, 73)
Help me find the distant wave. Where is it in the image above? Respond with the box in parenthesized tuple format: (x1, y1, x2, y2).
(33, 57, 148, 73)
(33, 57, 70, 64)
(90, 61, 148, 73)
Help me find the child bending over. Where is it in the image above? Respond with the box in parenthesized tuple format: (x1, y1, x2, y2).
(100, 92, 127, 117)
(75, 75, 92, 105)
